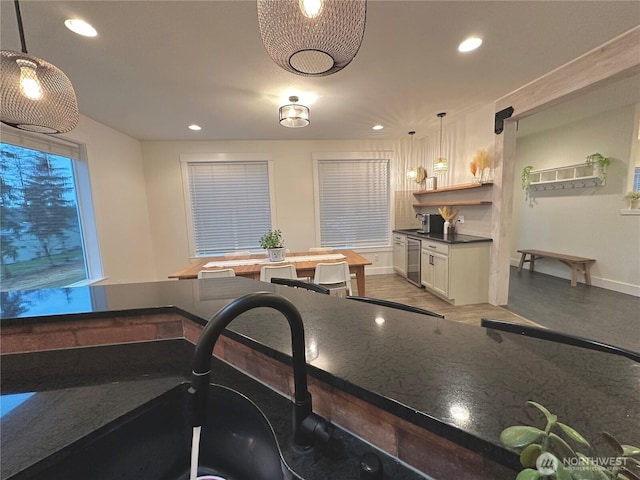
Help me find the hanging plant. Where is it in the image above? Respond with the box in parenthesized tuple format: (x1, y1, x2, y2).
(521, 166, 534, 190)
(585, 153, 611, 183)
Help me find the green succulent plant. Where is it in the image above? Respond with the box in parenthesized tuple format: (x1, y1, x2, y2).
(501, 401, 640, 480)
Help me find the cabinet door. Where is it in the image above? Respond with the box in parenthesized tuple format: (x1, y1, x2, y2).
(421, 248, 433, 288)
(431, 252, 449, 297)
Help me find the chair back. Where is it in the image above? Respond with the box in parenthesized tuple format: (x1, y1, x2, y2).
(270, 278, 331, 295)
(260, 264, 297, 282)
(198, 269, 236, 279)
(313, 261, 352, 295)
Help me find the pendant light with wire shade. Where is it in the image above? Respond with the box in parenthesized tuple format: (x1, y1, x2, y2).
(433, 112, 448, 174)
(257, 0, 367, 77)
(1, 0, 79, 134)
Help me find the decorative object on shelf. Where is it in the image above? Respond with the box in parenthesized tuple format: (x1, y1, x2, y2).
(433, 112, 448, 174)
(259, 229, 286, 262)
(501, 400, 640, 480)
(470, 160, 479, 183)
(425, 177, 437, 191)
(625, 190, 640, 210)
(473, 148, 492, 183)
(257, 0, 367, 77)
(1, 0, 79, 133)
(279, 96, 310, 128)
(521, 166, 534, 190)
(584, 152, 611, 183)
(438, 206, 458, 235)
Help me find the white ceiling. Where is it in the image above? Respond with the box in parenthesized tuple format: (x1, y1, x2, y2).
(1, 0, 639, 142)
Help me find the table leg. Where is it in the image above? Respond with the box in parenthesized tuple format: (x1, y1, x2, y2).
(353, 266, 366, 296)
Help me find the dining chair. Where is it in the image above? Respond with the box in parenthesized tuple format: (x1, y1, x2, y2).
(313, 261, 353, 296)
(270, 278, 331, 295)
(347, 296, 444, 318)
(260, 264, 297, 282)
(197, 269, 236, 279)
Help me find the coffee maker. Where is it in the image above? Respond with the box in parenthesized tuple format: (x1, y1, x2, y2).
(415, 213, 445, 234)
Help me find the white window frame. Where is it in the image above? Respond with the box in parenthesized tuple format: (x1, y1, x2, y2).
(313, 151, 392, 249)
(0, 127, 104, 287)
(180, 153, 276, 258)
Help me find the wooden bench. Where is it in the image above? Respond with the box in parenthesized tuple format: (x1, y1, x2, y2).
(517, 249, 596, 287)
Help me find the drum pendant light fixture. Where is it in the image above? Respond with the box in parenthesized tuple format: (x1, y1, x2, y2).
(1, 0, 79, 134)
(279, 96, 310, 128)
(433, 112, 448, 174)
(257, 0, 367, 77)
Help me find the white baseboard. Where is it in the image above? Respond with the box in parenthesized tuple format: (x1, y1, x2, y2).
(364, 265, 395, 275)
(509, 258, 640, 297)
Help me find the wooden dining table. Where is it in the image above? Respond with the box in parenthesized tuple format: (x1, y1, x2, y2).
(168, 249, 372, 296)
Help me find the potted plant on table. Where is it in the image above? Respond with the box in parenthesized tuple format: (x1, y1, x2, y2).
(259, 229, 286, 262)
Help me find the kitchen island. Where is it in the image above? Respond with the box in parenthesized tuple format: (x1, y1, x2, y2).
(2, 278, 638, 479)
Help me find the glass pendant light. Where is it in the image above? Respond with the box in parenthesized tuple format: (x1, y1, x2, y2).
(279, 96, 310, 128)
(433, 112, 448, 174)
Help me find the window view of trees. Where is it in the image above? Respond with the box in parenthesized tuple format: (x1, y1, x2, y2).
(1, 143, 87, 292)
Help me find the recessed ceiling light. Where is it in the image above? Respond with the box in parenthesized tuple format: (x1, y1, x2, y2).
(372, 124, 384, 130)
(188, 124, 202, 131)
(458, 36, 482, 53)
(64, 19, 97, 37)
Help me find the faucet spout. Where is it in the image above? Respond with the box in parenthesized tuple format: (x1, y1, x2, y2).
(188, 291, 330, 447)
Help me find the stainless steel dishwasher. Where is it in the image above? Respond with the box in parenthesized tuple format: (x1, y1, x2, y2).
(406, 236, 422, 287)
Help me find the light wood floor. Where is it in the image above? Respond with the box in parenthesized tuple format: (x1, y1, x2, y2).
(359, 274, 540, 328)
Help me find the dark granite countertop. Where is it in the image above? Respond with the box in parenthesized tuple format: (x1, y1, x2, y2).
(2, 278, 639, 476)
(393, 229, 493, 244)
(1, 340, 425, 480)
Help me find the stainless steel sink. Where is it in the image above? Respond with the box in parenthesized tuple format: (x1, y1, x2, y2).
(18, 383, 289, 480)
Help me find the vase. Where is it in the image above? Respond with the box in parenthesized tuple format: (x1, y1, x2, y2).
(630, 199, 640, 210)
(267, 247, 286, 262)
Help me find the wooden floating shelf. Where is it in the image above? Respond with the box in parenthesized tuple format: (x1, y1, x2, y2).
(413, 182, 493, 196)
(413, 201, 493, 207)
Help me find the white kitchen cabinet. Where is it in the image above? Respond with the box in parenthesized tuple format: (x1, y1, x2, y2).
(421, 240, 490, 306)
(393, 233, 407, 277)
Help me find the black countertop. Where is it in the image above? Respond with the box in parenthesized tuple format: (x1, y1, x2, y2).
(393, 229, 493, 244)
(1, 340, 426, 480)
(2, 279, 639, 477)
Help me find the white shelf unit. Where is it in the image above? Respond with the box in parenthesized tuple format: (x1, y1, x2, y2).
(528, 163, 603, 191)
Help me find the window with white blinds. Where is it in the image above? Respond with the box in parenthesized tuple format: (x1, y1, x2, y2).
(315, 156, 390, 248)
(182, 155, 273, 256)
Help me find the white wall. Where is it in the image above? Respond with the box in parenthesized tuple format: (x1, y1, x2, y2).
(70, 114, 156, 284)
(141, 139, 404, 280)
(512, 104, 640, 295)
